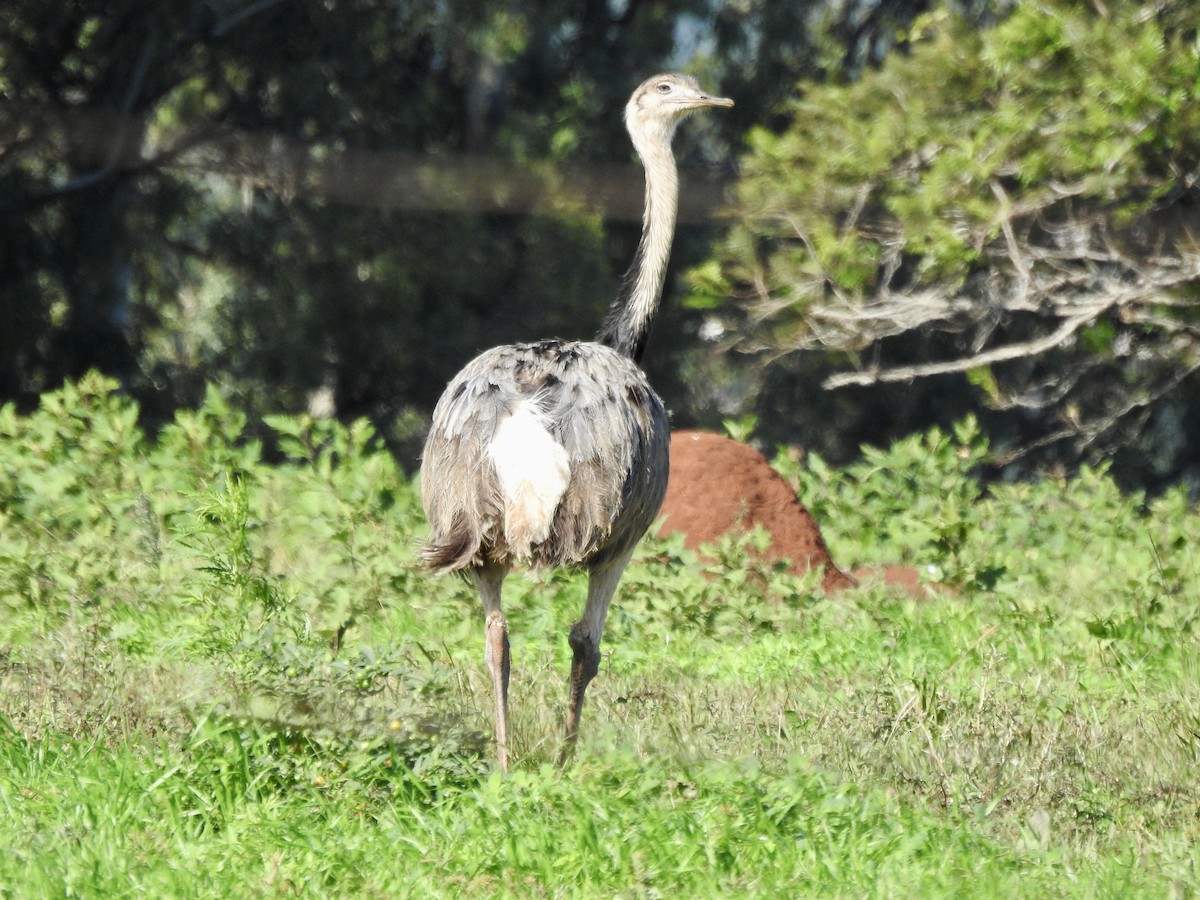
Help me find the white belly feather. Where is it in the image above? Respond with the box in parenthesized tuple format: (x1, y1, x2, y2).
(487, 400, 571, 557)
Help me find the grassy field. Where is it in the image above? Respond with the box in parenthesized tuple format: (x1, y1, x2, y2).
(2, 375, 1198, 897)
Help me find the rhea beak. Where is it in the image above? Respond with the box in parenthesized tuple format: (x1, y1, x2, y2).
(696, 93, 734, 109)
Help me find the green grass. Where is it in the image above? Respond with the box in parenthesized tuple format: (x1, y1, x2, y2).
(1, 375, 1198, 897)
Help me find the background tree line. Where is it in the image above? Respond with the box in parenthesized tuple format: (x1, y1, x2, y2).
(3, 0, 1197, 491)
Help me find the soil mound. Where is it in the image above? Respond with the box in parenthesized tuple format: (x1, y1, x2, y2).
(658, 430, 934, 596)
(657, 430, 856, 592)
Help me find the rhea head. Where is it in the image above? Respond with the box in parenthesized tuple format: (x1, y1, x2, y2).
(624, 73, 734, 148)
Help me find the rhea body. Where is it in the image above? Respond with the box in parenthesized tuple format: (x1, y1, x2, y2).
(420, 74, 733, 770)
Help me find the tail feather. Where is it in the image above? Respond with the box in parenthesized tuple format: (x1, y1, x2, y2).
(421, 514, 483, 573)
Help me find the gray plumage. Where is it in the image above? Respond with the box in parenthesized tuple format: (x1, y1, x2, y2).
(422, 340, 667, 571)
(420, 74, 733, 770)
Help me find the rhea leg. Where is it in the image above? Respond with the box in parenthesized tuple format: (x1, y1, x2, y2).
(472, 562, 511, 771)
(562, 547, 636, 762)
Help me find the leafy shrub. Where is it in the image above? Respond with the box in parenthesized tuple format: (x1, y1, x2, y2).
(2, 377, 1199, 897)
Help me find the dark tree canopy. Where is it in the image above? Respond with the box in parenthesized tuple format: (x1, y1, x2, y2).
(0, 0, 708, 430)
(6, 0, 1198, 489)
(0, 0, 942, 431)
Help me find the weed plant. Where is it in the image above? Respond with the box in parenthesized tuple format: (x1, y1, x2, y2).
(1, 375, 1197, 896)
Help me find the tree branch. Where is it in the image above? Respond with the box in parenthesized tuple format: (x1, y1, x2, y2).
(209, 0, 289, 37)
(823, 309, 1099, 388)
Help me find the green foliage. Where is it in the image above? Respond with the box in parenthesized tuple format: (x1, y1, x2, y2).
(185, 469, 296, 659)
(709, 0, 1200, 483)
(776, 417, 991, 585)
(0, 374, 151, 631)
(726, 1, 1200, 299)
(2, 379, 1200, 895)
(721, 412, 758, 443)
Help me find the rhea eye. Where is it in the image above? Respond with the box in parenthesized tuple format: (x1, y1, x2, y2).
(656, 82, 672, 94)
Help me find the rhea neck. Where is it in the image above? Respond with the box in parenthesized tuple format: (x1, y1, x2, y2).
(596, 113, 682, 363)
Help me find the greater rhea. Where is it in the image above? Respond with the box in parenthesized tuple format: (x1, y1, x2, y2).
(420, 74, 733, 770)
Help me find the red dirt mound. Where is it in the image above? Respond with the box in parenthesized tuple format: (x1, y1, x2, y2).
(658, 430, 935, 596)
(657, 430, 856, 592)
